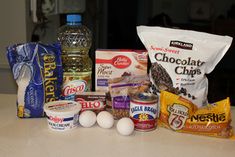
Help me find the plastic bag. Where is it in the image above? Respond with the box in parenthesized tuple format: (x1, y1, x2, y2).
(7, 43, 63, 118)
(159, 91, 233, 138)
(108, 75, 150, 119)
(137, 26, 233, 107)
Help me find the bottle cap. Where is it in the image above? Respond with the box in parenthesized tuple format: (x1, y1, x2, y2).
(66, 14, 82, 24)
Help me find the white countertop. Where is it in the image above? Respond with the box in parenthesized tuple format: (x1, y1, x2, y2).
(0, 94, 235, 157)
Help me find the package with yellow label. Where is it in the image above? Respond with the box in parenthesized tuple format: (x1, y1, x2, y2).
(159, 91, 233, 138)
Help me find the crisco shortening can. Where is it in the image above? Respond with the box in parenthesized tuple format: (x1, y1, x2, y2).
(130, 93, 158, 131)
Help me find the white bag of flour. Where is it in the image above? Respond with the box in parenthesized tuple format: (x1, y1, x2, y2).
(137, 26, 233, 107)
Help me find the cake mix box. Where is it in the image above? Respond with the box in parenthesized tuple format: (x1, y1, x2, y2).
(95, 49, 148, 92)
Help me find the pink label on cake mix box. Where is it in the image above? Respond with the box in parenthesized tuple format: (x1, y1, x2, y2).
(95, 49, 148, 92)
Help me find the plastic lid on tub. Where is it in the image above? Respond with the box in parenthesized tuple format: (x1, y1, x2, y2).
(66, 14, 82, 23)
(44, 100, 81, 116)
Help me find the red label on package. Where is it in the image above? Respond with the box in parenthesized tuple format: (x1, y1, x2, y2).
(75, 92, 106, 112)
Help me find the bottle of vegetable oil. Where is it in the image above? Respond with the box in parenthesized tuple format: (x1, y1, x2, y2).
(57, 14, 92, 100)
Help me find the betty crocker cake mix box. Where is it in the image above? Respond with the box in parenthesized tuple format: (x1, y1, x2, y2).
(95, 49, 148, 92)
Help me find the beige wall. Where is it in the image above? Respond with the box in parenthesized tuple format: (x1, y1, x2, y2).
(0, 0, 27, 66)
(0, 0, 27, 93)
(0, 0, 60, 94)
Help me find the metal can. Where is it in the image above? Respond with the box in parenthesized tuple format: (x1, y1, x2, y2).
(130, 92, 158, 131)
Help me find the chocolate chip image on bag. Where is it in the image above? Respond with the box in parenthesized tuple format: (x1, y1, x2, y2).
(137, 26, 233, 107)
(151, 62, 178, 94)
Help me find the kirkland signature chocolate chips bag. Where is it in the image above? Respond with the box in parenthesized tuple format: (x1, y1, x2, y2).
(137, 26, 233, 107)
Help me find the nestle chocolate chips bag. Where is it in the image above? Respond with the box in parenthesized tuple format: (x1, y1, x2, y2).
(7, 43, 63, 118)
(137, 26, 233, 107)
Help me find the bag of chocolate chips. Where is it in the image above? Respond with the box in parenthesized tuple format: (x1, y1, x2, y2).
(137, 26, 233, 107)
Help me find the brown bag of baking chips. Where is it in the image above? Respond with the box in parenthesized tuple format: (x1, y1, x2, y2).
(160, 91, 234, 138)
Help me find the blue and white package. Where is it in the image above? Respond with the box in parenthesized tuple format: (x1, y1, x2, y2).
(7, 43, 63, 118)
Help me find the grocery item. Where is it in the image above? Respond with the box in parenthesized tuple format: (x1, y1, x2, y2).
(130, 93, 158, 131)
(79, 110, 97, 128)
(137, 26, 233, 107)
(7, 43, 63, 118)
(57, 14, 92, 100)
(95, 49, 148, 94)
(109, 75, 150, 119)
(97, 111, 114, 129)
(16, 64, 31, 116)
(44, 100, 81, 131)
(75, 92, 106, 113)
(159, 91, 233, 138)
(116, 117, 135, 136)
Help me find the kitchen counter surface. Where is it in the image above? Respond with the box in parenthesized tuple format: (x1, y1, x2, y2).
(0, 94, 234, 157)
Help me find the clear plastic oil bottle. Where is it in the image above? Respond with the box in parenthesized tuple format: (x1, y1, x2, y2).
(57, 14, 92, 100)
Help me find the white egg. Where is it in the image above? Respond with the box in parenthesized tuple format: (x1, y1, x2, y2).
(79, 110, 97, 128)
(97, 111, 114, 129)
(116, 117, 134, 136)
